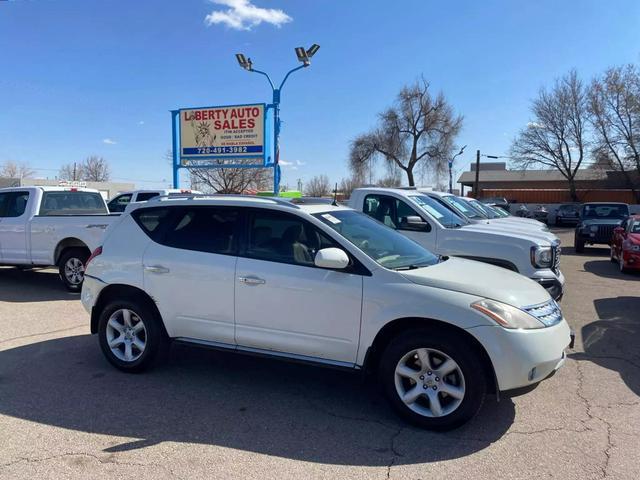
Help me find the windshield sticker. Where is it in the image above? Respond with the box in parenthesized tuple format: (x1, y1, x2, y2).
(322, 213, 341, 224)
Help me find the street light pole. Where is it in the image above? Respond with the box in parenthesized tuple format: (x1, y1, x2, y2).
(236, 45, 319, 196)
(449, 145, 466, 194)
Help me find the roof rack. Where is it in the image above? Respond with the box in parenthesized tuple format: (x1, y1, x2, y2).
(146, 193, 299, 208)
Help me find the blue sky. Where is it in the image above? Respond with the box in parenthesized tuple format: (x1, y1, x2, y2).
(1, 0, 639, 189)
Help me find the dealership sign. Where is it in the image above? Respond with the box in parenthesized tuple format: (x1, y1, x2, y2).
(179, 103, 265, 161)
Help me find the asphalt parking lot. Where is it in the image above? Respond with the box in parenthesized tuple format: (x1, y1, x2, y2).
(0, 228, 638, 480)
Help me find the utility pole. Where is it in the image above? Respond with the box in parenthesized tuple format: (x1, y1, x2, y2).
(73, 162, 77, 181)
(474, 150, 480, 198)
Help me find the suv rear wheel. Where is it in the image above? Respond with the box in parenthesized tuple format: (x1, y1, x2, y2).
(379, 329, 486, 431)
(98, 299, 167, 372)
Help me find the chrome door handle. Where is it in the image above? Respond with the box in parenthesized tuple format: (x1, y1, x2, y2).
(238, 276, 266, 285)
(144, 265, 170, 274)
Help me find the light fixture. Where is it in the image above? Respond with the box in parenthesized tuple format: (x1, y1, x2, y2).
(295, 47, 310, 66)
(306, 44, 320, 58)
(235, 53, 252, 70)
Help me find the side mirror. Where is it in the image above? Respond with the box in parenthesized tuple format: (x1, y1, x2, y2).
(399, 215, 430, 232)
(314, 248, 350, 270)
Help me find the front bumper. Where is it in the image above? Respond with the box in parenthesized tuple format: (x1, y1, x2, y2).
(469, 319, 572, 392)
(622, 250, 640, 270)
(531, 269, 565, 301)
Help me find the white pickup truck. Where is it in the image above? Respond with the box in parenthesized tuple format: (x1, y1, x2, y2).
(107, 189, 201, 213)
(350, 188, 565, 300)
(0, 186, 117, 291)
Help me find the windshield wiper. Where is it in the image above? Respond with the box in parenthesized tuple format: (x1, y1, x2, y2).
(394, 263, 432, 271)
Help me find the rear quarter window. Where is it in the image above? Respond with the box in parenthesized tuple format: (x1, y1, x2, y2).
(39, 191, 107, 215)
(131, 207, 173, 242)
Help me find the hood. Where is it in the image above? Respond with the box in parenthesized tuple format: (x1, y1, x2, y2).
(580, 218, 625, 226)
(487, 217, 548, 232)
(401, 257, 550, 307)
(462, 222, 558, 244)
(628, 233, 640, 243)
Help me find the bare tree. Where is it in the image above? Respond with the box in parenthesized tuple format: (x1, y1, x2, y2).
(377, 173, 402, 188)
(188, 160, 271, 194)
(350, 78, 463, 186)
(339, 176, 363, 199)
(1, 161, 35, 179)
(59, 162, 84, 181)
(305, 174, 331, 197)
(588, 64, 640, 201)
(511, 70, 589, 201)
(81, 156, 111, 182)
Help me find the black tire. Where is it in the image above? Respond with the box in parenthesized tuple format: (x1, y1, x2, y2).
(58, 248, 89, 292)
(555, 218, 563, 227)
(98, 299, 168, 373)
(575, 236, 585, 253)
(379, 329, 487, 431)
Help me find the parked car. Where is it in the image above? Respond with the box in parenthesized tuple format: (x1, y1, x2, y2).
(554, 203, 581, 226)
(107, 189, 201, 213)
(574, 202, 630, 253)
(0, 186, 116, 290)
(81, 195, 572, 430)
(531, 205, 549, 223)
(416, 191, 550, 233)
(460, 197, 549, 231)
(610, 215, 640, 273)
(349, 188, 564, 300)
(480, 197, 510, 212)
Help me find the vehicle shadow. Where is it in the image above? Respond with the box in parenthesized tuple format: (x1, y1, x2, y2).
(0, 335, 515, 466)
(583, 259, 640, 281)
(0, 267, 75, 302)
(569, 296, 640, 397)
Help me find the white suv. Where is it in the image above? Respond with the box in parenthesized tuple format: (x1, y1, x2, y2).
(81, 195, 572, 430)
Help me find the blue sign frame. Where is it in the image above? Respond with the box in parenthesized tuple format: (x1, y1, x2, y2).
(171, 104, 275, 188)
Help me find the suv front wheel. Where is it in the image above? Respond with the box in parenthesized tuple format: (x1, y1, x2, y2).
(98, 299, 167, 372)
(379, 329, 486, 431)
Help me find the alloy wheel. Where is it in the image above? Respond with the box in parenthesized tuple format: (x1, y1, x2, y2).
(394, 348, 465, 418)
(106, 309, 147, 362)
(64, 257, 85, 285)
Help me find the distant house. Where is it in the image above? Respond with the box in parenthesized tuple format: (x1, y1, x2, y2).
(457, 162, 639, 203)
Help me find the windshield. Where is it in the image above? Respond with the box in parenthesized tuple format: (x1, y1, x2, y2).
(487, 204, 510, 217)
(581, 204, 629, 219)
(467, 199, 500, 219)
(313, 210, 439, 270)
(441, 195, 486, 220)
(410, 195, 467, 228)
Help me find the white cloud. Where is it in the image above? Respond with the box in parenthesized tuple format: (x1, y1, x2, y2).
(205, 0, 292, 31)
(527, 122, 544, 129)
(295, 160, 306, 166)
(138, 121, 145, 125)
(279, 159, 298, 170)
(103, 138, 117, 145)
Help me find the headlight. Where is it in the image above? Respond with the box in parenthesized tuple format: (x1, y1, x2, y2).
(627, 244, 640, 252)
(471, 299, 544, 329)
(590, 225, 598, 232)
(530, 246, 553, 268)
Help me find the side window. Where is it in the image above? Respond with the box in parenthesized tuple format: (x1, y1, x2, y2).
(246, 210, 338, 267)
(162, 207, 239, 255)
(108, 194, 132, 213)
(396, 198, 431, 232)
(132, 207, 173, 242)
(363, 194, 397, 228)
(136, 192, 160, 202)
(0, 191, 29, 218)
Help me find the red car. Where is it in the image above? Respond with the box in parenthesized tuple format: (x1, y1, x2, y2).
(611, 214, 640, 273)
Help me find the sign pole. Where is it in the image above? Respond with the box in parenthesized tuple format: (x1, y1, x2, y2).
(171, 110, 180, 188)
(273, 89, 281, 195)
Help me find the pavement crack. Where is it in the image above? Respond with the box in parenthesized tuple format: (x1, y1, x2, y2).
(0, 324, 86, 346)
(0, 451, 178, 477)
(575, 360, 615, 479)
